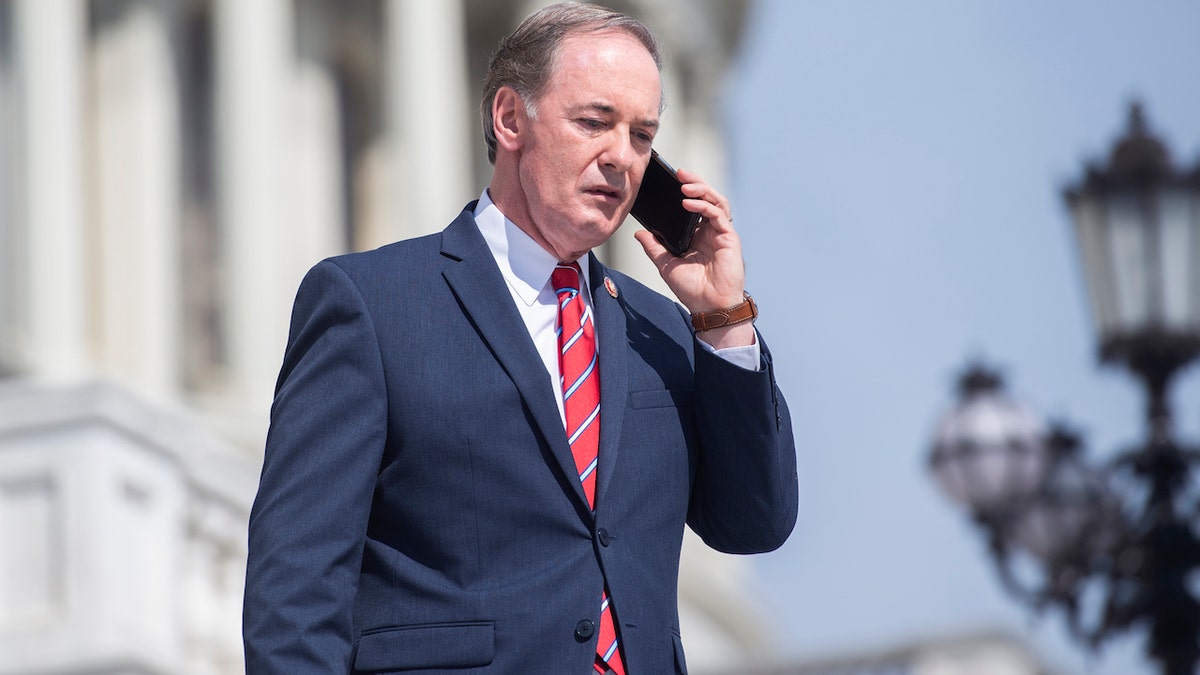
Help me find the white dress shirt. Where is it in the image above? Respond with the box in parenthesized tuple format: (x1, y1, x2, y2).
(472, 189, 760, 426)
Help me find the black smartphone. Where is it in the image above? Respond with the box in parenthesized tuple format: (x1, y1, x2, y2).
(630, 150, 700, 256)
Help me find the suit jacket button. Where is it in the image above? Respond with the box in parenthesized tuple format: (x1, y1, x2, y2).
(597, 528, 611, 547)
(575, 619, 596, 641)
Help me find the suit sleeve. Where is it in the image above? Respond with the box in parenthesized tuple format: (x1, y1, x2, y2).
(687, 329, 799, 554)
(243, 260, 387, 673)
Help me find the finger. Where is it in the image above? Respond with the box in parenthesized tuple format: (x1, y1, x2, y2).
(633, 228, 676, 270)
(682, 199, 734, 235)
(676, 171, 722, 207)
(676, 168, 732, 217)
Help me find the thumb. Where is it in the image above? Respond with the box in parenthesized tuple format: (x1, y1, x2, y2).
(634, 229, 672, 269)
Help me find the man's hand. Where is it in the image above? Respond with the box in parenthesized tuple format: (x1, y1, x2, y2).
(633, 168, 756, 349)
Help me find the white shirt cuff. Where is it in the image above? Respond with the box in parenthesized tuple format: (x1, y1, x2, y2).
(696, 332, 762, 372)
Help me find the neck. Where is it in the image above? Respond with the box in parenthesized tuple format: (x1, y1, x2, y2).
(488, 162, 588, 262)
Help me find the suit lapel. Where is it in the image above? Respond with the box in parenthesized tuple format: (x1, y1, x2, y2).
(439, 213, 592, 513)
(588, 254, 629, 513)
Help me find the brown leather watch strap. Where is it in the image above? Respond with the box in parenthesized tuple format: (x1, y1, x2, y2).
(690, 292, 758, 332)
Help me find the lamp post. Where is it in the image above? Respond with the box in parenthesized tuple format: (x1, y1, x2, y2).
(929, 103, 1200, 675)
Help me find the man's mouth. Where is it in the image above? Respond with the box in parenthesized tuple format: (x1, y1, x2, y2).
(584, 186, 623, 202)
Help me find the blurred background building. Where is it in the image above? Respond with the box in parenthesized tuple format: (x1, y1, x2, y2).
(8, 0, 1182, 674)
(0, 0, 803, 673)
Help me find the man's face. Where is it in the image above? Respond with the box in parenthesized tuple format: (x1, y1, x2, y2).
(514, 30, 661, 261)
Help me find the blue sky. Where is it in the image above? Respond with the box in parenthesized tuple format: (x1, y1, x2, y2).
(721, 2, 1200, 673)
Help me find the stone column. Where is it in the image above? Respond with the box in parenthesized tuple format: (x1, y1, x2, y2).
(289, 0, 345, 266)
(90, 4, 182, 400)
(0, 2, 18, 372)
(213, 0, 295, 439)
(12, 0, 88, 379)
(386, 0, 472, 240)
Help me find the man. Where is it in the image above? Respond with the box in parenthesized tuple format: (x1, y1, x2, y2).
(243, 3, 798, 674)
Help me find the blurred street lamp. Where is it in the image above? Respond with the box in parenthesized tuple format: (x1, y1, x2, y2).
(929, 103, 1200, 675)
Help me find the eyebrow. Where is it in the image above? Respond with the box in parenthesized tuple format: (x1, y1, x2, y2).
(571, 102, 660, 130)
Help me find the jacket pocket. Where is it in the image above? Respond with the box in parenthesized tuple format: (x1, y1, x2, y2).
(629, 388, 694, 410)
(354, 622, 494, 671)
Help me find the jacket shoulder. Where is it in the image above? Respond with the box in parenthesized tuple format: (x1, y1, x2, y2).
(319, 203, 479, 282)
(326, 234, 440, 277)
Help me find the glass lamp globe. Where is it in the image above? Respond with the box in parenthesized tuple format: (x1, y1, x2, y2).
(929, 365, 1050, 519)
(1064, 102, 1200, 372)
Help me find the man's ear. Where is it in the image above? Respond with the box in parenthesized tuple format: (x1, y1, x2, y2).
(493, 86, 527, 153)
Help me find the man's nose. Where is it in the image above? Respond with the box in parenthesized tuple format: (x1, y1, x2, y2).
(599, 130, 635, 172)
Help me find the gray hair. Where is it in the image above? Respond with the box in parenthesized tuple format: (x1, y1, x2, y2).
(480, 2, 663, 164)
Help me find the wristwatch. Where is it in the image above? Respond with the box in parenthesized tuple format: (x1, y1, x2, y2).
(690, 292, 758, 332)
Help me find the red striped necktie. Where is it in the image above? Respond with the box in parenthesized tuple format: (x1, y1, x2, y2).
(551, 262, 626, 675)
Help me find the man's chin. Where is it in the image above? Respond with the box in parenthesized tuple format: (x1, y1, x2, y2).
(562, 211, 616, 240)
(588, 220, 626, 247)
(595, 204, 634, 232)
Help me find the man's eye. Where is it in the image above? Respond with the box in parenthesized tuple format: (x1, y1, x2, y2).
(579, 118, 604, 129)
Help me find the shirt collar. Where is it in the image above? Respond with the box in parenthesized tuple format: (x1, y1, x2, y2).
(473, 189, 592, 305)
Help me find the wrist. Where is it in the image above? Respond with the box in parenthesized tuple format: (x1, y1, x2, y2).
(695, 321, 757, 350)
(690, 292, 757, 332)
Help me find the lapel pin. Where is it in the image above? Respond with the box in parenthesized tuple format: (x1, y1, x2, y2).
(603, 276, 619, 299)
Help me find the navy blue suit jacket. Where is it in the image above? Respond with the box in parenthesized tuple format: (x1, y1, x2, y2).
(243, 205, 798, 674)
